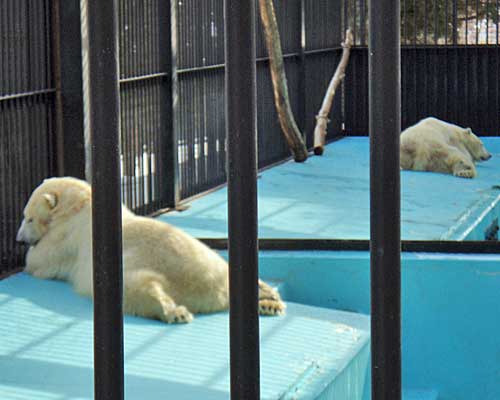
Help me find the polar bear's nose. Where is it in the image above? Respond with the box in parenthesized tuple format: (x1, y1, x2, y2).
(16, 220, 26, 243)
(482, 153, 492, 161)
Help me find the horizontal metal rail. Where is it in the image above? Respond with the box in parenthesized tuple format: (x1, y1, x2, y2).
(0, 88, 56, 102)
(177, 46, 344, 75)
(199, 238, 500, 253)
(119, 71, 169, 84)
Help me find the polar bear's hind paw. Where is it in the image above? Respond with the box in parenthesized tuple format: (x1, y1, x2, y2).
(259, 299, 286, 316)
(163, 305, 194, 324)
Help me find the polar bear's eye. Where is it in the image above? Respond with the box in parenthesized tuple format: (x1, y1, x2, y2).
(26, 218, 33, 223)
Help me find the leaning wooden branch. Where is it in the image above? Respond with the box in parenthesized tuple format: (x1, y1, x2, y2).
(259, 0, 308, 162)
(313, 29, 354, 156)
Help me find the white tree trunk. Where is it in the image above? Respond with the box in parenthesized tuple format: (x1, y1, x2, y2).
(313, 30, 354, 155)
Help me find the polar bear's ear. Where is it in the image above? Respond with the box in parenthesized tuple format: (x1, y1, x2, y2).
(43, 193, 58, 209)
(466, 128, 473, 135)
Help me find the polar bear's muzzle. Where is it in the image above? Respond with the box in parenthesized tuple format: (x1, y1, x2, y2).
(480, 153, 492, 161)
(16, 219, 39, 245)
(16, 220, 29, 243)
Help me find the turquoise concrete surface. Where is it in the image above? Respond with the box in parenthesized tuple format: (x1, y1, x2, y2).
(0, 273, 370, 400)
(255, 250, 500, 400)
(160, 137, 500, 240)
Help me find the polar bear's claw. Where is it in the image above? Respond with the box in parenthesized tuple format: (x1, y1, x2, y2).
(259, 299, 286, 316)
(454, 169, 475, 178)
(164, 306, 194, 324)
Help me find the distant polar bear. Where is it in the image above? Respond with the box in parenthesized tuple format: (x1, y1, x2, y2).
(16, 177, 285, 323)
(400, 117, 491, 178)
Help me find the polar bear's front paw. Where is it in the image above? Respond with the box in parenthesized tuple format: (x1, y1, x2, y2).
(164, 305, 194, 324)
(259, 299, 286, 316)
(454, 168, 475, 178)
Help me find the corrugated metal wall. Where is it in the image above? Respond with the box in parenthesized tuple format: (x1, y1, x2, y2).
(0, 0, 56, 274)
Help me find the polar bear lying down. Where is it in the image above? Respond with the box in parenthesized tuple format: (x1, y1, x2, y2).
(400, 117, 492, 178)
(16, 177, 285, 323)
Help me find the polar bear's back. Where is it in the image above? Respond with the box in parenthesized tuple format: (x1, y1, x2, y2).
(399, 117, 470, 172)
(401, 117, 462, 144)
(121, 215, 229, 312)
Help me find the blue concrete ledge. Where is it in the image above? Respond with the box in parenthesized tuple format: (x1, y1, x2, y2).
(162, 137, 500, 241)
(0, 274, 370, 400)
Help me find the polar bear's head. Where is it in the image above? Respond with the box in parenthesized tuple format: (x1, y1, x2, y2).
(16, 177, 91, 245)
(462, 128, 492, 162)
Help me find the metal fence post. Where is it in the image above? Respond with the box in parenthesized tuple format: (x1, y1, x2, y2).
(52, 0, 85, 179)
(369, 0, 402, 399)
(87, 1, 124, 399)
(162, 0, 180, 208)
(224, 0, 260, 399)
(298, 0, 307, 140)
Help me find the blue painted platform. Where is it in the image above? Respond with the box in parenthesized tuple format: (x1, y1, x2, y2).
(0, 274, 370, 400)
(161, 137, 500, 240)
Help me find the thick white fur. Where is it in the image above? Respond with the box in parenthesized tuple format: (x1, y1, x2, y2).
(17, 177, 285, 323)
(400, 117, 491, 178)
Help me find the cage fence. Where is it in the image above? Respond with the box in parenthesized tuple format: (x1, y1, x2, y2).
(1, 0, 499, 274)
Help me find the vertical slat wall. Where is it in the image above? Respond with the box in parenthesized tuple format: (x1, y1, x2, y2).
(175, 0, 344, 199)
(344, 0, 500, 136)
(0, 0, 56, 274)
(117, 0, 172, 215)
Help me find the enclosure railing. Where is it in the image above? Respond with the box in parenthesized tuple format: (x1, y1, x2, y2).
(85, 1, 402, 399)
(225, 2, 261, 397)
(87, 1, 124, 399)
(369, 0, 402, 398)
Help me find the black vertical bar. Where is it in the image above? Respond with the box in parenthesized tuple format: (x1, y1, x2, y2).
(465, 0, 469, 45)
(298, 0, 306, 136)
(162, 0, 179, 207)
(360, 0, 366, 45)
(452, 0, 458, 45)
(87, 1, 124, 400)
(52, 0, 85, 179)
(424, 0, 428, 44)
(369, 0, 401, 399)
(224, 0, 260, 399)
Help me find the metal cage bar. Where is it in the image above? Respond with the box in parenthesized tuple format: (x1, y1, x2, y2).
(368, 0, 402, 399)
(224, 0, 260, 398)
(87, 1, 124, 399)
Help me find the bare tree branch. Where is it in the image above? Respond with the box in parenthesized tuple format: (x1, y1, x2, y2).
(259, 0, 308, 162)
(313, 29, 354, 156)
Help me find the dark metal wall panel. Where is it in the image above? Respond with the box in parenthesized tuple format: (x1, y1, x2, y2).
(304, 51, 344, 145)
(117, 0, 171, 214)
(256, 60, 298, 168)
(119, 79, 168, 215)
(177, 0, 225, 70)
(305, 0, 343, 50)
(177, 70, 226, 199)
(1, 0, 56, 275)
(345, 46, 500, 136)
(118, 0, 166, 79)
(175, 0, 320, 198)
(0, 95, 55, 274)
(0, 0, 53, 95)
(343, 48, 369, 136)
(256, 0, 301, 58)
(344, 0, 500, 136)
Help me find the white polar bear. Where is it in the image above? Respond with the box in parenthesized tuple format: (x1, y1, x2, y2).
(400, 117, 492, 178)
(16, 177, 285, 323)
